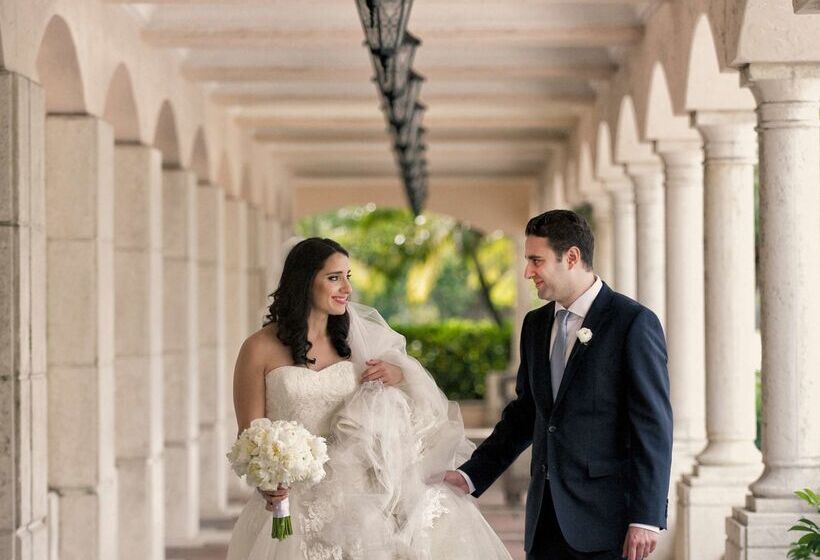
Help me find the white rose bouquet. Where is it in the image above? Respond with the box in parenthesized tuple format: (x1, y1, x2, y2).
(227, 418, 330, 540)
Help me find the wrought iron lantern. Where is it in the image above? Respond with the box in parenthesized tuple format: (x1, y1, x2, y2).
(393, 103, 425, 147)
(370, 32, 420, 98)
(402, 158, 427, 182)
(404, 174, 427, 216)
(383, 71, 424, 125)
(394, 128, 425, 165)
(355, 0, 414, 57)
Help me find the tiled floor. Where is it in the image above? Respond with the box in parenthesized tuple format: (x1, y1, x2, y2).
(168, 480, 527, 560)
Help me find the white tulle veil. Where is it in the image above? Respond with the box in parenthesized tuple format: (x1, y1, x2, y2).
(307, 301, 477, 559)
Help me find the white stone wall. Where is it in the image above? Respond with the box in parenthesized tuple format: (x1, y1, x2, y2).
(46, 115, 118, 560)
(162, 169, 200, 544)
(197, 183, 228, 517)
(0, 72, 49, 560)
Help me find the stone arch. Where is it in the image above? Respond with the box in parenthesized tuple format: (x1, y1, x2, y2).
(577, 142, 598, 195)
(594, 120, 620, 179)
(683, 13, 754, 112)
(153, 100, 181, 168)
(644, 62, 699, 141)
(189, 128, 210, 183)
(103, 63, 141, 143)
(35, 15, 86, 113)
(613, 95, 657, 164)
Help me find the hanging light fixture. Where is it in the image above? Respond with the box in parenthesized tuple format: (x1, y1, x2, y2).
(355, 0, 428, 216)
(393, 103, 425, 147)
(394, 128, 425, 165)
(370, 32, 420, 99)
(355, 0, 414, 56)
(383, 71, 424, 126)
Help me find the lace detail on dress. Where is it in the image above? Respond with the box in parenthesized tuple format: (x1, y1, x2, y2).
(265, 362, 358, 436)
(299, 541, 343, 560)
(422, 487, 449, 529)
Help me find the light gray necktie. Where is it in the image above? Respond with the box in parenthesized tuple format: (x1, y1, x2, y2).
(550, 309, 570, 401)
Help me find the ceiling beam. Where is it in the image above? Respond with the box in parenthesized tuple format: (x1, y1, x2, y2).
(113, 0, 646, 4)
(142, 25, 642, 49)
(235, 115, 578, 131)
(260, 138, 556, 155)
(183, 64, 615, 83)
(213, 92, 594, 109)
(248, 126, 568, 143)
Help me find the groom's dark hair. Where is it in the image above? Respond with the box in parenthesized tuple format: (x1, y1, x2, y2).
(525, 210, 594, 270)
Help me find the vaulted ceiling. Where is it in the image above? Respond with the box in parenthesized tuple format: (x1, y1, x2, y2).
(114, 0, 659, 194)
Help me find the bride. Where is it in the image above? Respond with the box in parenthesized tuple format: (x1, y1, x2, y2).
(227, 237, 512, 560)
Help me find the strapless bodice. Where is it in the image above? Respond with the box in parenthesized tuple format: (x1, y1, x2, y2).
(264, 360, 358, 436)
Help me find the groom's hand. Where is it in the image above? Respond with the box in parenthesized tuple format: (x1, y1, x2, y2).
(622, 527, 658, 560)
(443, 470, 470, 494)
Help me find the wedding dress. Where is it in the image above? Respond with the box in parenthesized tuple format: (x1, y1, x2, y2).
(226, 304, 512, 560)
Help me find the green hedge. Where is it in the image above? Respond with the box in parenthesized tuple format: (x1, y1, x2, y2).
(393, 320, 512, 400)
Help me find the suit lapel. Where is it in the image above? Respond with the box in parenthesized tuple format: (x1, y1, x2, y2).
(531, 302, 555, 411)
(552, 283, 615, 409)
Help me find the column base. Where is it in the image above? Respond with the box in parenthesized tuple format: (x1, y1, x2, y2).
(725, 495, 820, 560)
(117, 456, 164, 560)
(56, 477, 118, 560)
(165, 441, 201, 546)
(657, 441, 703, 560)
(676, 462, 763, 560)
(199, 424, 229, 516)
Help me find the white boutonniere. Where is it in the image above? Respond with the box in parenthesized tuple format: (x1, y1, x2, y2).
(576, 328, 593, 345)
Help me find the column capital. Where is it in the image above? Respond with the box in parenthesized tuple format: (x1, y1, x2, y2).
(741, 63, 820, 131)
(741, 62, 820, 101)
(654, 139, 703, 166)
(691, 111, 757, 163)
(600, 174, 633, 195)
(624, 161, 663, 179)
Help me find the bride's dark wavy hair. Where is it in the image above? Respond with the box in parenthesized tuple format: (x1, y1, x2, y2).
(264, 238, 352, 366)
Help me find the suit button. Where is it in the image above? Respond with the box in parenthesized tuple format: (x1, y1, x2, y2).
(548, 425, 557, 433)
(541, 464, 546, 473)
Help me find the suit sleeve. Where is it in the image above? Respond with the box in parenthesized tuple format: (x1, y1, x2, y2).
(624, 307, 674, 528)
(458, 312, 537, 497)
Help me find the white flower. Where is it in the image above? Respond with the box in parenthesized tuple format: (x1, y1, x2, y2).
(226, 419, 329, 492)
(577, 327, 593, 345)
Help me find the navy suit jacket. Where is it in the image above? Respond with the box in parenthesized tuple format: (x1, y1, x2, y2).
(459, 283, 673, 552)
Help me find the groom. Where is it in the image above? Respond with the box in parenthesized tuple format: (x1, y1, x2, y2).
(445, 210, 673, 560)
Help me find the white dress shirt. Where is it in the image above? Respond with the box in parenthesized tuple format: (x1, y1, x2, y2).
(459, 276, 660, 534)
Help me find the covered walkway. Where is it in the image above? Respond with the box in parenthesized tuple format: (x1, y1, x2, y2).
(1, 1, 819, 559)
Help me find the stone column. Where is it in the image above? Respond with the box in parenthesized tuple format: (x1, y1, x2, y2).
(589, 192, 614, 284)
(265, 212, 283, 295)
(0, 72, 48, 560)
(113, 143, 164, 560)
(197, 182, 228, 516)
(655, 140, 707, 560)
(725, 65, 820, 559)
(223, 197, 250, 500)
(162, 169, 200, 544)
(245, 204, 267, 331)
(602, 177, 637, 298)
(625, 163, 666, 327)
(677, 112, 762, 560)
(46, 115, 118, 559)
(511, 234, 532, 368)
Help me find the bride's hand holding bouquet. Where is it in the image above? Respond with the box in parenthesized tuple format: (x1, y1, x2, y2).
(227, 418, 329, 540)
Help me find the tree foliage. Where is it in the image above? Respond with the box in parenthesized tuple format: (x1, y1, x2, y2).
(298, 205, 516, 325)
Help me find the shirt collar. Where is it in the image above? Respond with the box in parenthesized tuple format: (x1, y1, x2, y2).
(554, 276, 603, 320)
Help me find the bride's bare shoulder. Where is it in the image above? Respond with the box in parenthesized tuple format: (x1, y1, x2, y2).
(237, 324, 291, 373)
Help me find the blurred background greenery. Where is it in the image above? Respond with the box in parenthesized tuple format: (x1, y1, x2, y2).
(298, 204, 519, 399)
